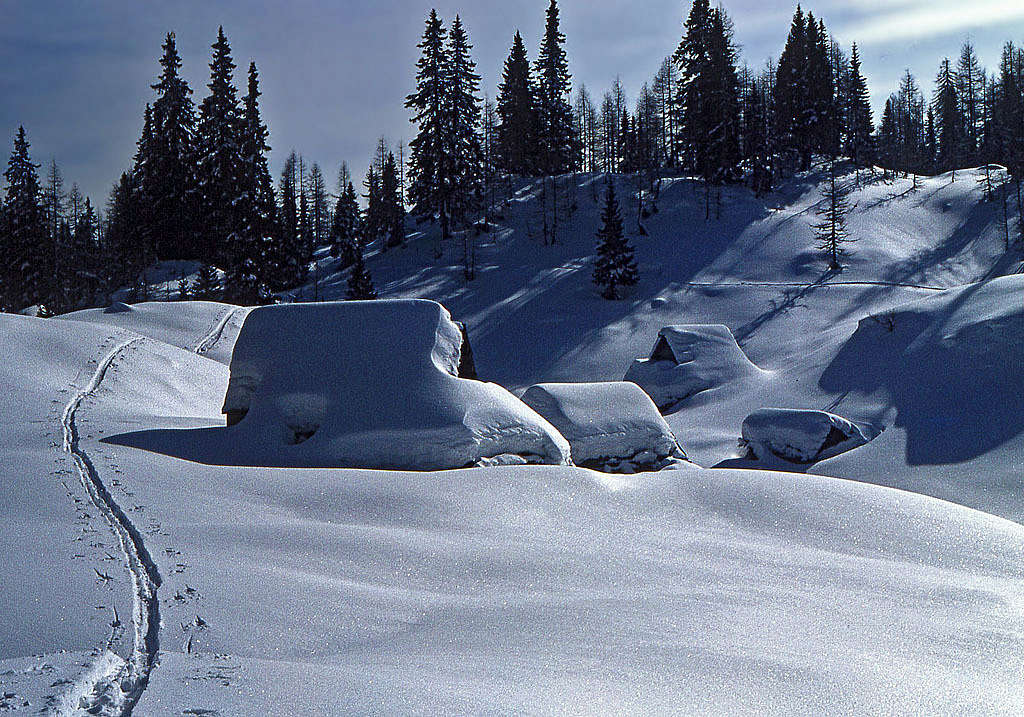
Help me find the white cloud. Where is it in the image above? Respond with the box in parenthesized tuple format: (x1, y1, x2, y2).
(839, 0, 1024, 45)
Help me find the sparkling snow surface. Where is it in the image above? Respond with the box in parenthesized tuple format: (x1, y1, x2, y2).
(4, 168, 1024, 714)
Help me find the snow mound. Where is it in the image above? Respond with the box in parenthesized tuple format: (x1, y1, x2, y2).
(62, 300, 246, 364)
(520, 382, 687, 472)
(741, 408, 870, 464)
(624, 324, 765, 411)
(222, 300, 570, 470)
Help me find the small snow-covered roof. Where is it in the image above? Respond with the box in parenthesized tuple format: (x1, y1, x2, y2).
(521, 382, 684, 467)
(222, 300, 570, 470)
(741, 408, 870, 464)
(626, 324, 766, 411)
(651, 325, 757, 369)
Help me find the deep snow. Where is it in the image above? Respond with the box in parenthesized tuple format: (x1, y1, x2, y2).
(520, 381, 685, 470)
(3, 165, 1024, 714)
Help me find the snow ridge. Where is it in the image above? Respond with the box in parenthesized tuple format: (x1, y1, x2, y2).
(56, 338, 162, 717)
(193, 307, 241, 356)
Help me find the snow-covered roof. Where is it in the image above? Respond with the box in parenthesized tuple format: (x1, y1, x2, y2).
(741, 408, 870, 464)
(625, 324, 766, 411)
(221, 300, 570, 470)
(520, 382, 685, 469)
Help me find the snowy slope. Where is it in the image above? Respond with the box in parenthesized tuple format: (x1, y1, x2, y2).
(63, 300, 249, 365)
(297, 165, 1021, 519)
(4, 311, 1024, 714)
(4, 164, 1024, 713)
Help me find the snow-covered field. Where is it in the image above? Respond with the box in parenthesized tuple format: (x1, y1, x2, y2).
(3, 167, 1024, 714)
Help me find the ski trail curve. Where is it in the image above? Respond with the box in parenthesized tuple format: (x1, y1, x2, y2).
(56, 338, 162, 717)
(194, 307, 241, 356)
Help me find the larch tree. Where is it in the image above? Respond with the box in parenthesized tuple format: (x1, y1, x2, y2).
(813, 161, 853, 270)
(957, 42, 984, 160)
(381, 151, 406, 250)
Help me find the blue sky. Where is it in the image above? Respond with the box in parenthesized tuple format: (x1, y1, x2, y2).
(1, 0, 1021, 205)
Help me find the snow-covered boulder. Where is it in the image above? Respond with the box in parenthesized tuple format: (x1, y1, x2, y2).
(222, 300, 570, 470)
(741, 408, 870, 464)
(520, 382, 687, 472)
(624, 324, 764, 411)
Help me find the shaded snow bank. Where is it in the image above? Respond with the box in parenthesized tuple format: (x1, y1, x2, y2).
(521, 381, 687, 472)
(821, 275, 1024, 466)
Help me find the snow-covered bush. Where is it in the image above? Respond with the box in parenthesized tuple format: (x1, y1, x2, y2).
(624, 324, 764, 411)
(222, 300, 570, 470)
(740, 408, 870, 464)
(520, 381, 687, 473)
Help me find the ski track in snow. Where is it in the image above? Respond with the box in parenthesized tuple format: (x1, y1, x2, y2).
(56, 338, 162, 717)
(193, 307, 241, 356)
(679, 279, 947, 291)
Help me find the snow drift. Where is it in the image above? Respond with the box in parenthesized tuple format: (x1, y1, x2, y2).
(624, 324, 765, 411)
(741, 408, 871, 464)
(520, 382, 687, 472)
(219, 300, 570, 470)
(820, 275, 1024, 467)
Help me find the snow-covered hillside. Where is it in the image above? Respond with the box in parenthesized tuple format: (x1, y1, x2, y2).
(3, 166, 1024, 714)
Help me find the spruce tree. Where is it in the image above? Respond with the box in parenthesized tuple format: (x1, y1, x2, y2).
(933, 58, 964, 174)
(144, 32, 198, 260)
(704, 8, 741, 182)
(227, 60, 277, 304)
(497, 31, 538, 176)
(104, 171, 150, 291)
(806, 16, 836, 159)
(406, 10, 450, 237)
(877, 97, 897, 178)
(193, 263, 221, 299)
(362, 165, 384, 242)
(774, 9, 835, 169)
(51, 220, 76, 313)
(330, 169, 361, 266)
(593, 180, 638, 300)
(674, 0, 712, 173)
(445, 15, 484, 232)
(1, 127, 51, 311)
(196, 27, 245, 267)
(534, 0, 576, 174)
(774, 6, 810, 168)
(346, 242, 377, 300)
(846, 44, 874, 170)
